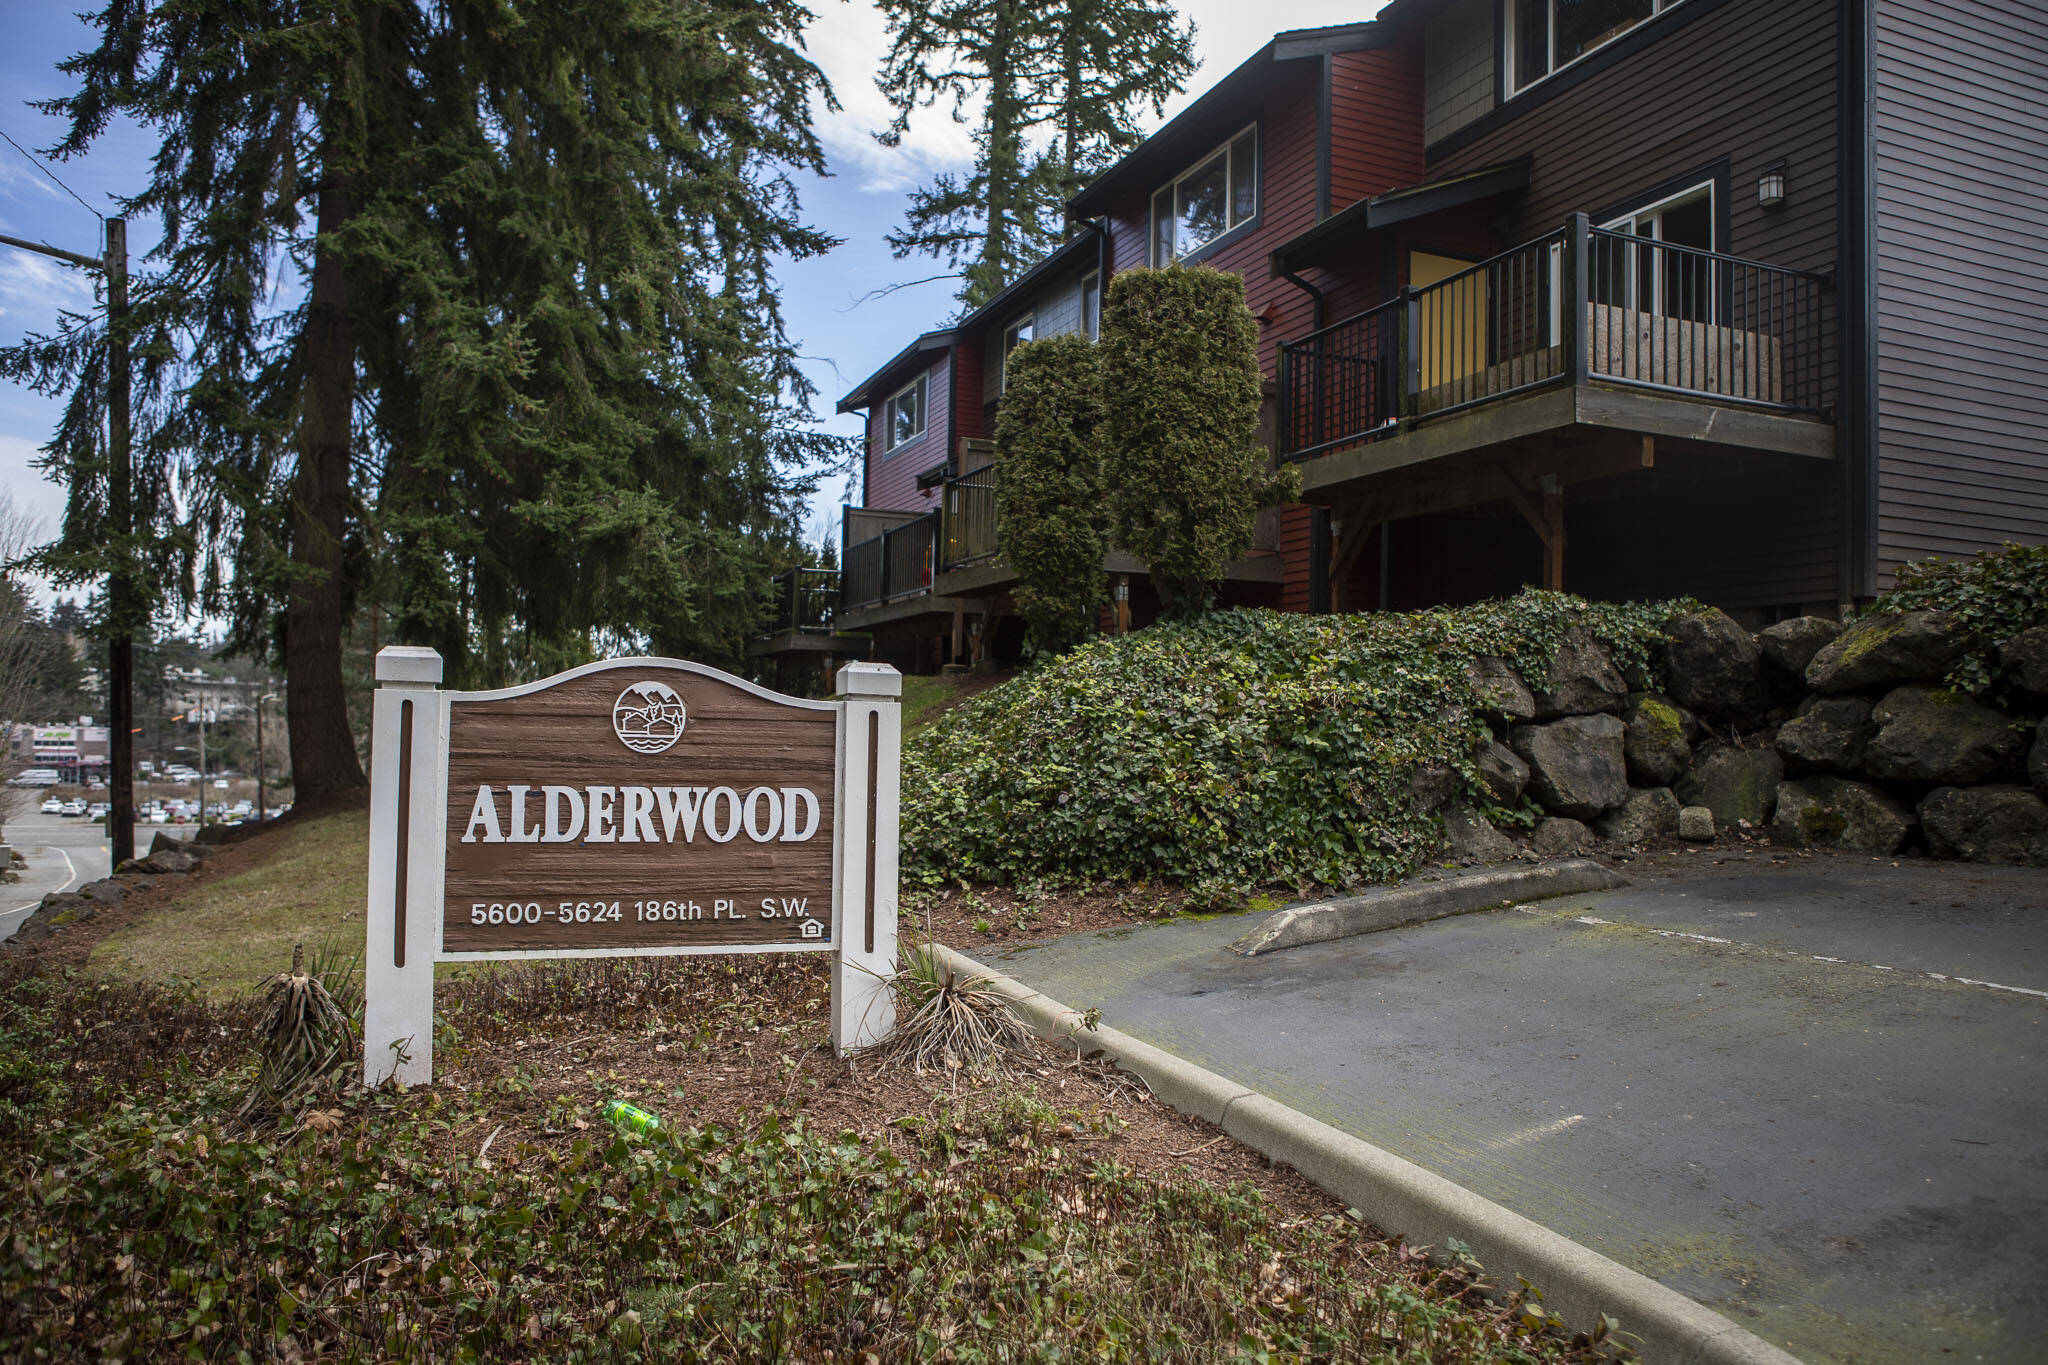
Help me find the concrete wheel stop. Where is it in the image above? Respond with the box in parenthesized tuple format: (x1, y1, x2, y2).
(1229, 857, 1629, 957)
(930, 933, 1805, 1365)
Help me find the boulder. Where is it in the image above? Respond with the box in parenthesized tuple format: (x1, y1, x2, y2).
(1408, 764, 1457, 814)
(1918, 785, 2048, 866)
(1677, 806, 1716, 842)
(1442, 804, 1518, 863)
(150, 832, 215, 860)
(1758, 616, 1845, 680)
(1999, 627, 2048, 696)
(1623, 695, 1695, 786)
(136, 847, 202, 876)
(78, 879, 130, 906)
(1509, 714, 1629, 820)
(1864, 685, 2025, 784)
(1769, 777, 1912, 854)
(1677, 744, 1784, 829)
(1467, 656, 1536, 722)
(1529, 816, 1594, 857)
(1805, 609, 1963, 694)
(2031, 719, 2048, 793)
(1473, 739, 1529, 807)
(1665, 609, 1767, 720)
(1531, 630, 1629, 719)
(1594, 787, 1682, 845)
(1773, 695, 1876, 775)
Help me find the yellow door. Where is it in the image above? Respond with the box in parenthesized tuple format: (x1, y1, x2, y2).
(1409, 250, 1488, 406)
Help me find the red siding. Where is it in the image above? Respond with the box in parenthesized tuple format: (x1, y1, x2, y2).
(1329, 43, 1426, 210)
(1277, 505, 1315, 612)
(952, 340, 985, 444)
(863, 354, 951, 513)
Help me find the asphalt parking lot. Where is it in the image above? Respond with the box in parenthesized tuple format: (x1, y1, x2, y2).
(988, 850, 2048, 1364)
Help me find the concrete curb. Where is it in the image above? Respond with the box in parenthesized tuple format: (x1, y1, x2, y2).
(1229, 857, 1629, 957)
(934, 942, 1803, 1365)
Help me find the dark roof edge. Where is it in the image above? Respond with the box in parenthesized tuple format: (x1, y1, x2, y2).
(835, 329, 955, 414)
(1267, 156, 1533, 276)
(952, 230, 1101, 335)
(1066, 21, 1389, 218)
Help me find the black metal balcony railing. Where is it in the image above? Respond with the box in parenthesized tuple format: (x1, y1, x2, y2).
(1279, 213, 1834, 460)
(764, 567, 838, 634)
(841, 512, 937, 612)
(941, 461, 999, 569)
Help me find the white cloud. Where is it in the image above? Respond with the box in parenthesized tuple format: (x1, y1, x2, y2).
(0, 247, 96, 324)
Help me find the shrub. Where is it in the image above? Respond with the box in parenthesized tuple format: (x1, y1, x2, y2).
(902, 590, 1684, 906)
(1098, 267, 1297, 617)
(993, 333, 1107, 655)
(1872, 542, 2048, 696)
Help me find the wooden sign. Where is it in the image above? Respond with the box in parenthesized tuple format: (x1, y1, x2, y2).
(362, 650, 901, 1087)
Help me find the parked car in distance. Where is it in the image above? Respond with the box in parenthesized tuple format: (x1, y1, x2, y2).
(38, 796, 64, 814)
(147, 806, 169, 825)
(60, 799, 87, 817)
(87, 802, 111, 821)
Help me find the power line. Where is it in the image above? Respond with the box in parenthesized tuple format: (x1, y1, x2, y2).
(0, 124, 102, 222)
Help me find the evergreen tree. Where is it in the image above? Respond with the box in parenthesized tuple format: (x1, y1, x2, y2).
(1098, 268, 1296, 617)
(992, 334, 1106, 655)
(18, 0, 839, 809)
(877, 0, 1194, 310)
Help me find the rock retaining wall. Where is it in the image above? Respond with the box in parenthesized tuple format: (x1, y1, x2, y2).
(1446, 606, 2048, 867)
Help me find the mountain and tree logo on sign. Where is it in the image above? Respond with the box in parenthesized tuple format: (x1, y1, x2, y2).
(611, 682, 688, 754)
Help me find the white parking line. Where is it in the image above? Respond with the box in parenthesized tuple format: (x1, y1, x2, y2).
(1551, 904, 2048, 1004)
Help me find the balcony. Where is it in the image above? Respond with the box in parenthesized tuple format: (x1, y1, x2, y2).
(1279, 215, 1836, 488)
(746, 567, 864, 659)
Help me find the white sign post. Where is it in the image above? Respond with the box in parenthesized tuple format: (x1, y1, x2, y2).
(362, 648, 901, 1087)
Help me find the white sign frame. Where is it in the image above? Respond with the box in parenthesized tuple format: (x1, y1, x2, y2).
(362, 647, 901, 1087)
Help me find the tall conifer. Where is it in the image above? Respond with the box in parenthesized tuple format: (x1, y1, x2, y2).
(876, 0, 1195, 310)
(17, 0, 838, 808)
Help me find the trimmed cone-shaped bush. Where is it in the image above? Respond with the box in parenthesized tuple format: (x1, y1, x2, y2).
(993, 333, 1107, 655)
(1098, 266, 1293, 616)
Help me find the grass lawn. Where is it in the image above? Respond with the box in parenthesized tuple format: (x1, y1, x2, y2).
(900, 668, 1011, 731)
(89, 809, 369, 996)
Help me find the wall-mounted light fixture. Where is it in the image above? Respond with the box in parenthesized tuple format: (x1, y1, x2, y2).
(1757, 160, 1787, 211)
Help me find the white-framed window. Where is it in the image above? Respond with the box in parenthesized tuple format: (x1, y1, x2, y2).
(997, 313, 1035, 392)
(1597, 179, 1716, 321)
(1507, 0, 1686, 94)
(882, 373, 927, 453)
(1150, 124, 1258, 265)
(1080, 271, 1101, 342)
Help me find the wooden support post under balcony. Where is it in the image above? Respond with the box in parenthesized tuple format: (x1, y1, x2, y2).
(950, 601, 967, 665)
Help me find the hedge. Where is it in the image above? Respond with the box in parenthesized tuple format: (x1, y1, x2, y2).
(902, 589, 1682, 907)
(992, 333, 1108, 655)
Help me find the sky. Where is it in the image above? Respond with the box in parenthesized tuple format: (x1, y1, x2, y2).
(0, 0, 1382, 604)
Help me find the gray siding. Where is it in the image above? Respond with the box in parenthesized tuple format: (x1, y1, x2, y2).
(1036, 280, 1084, 340)
(1424, 0, 1495, 145)
(1873, 0, 2048, 580)
(1426, 0, 1843, 610)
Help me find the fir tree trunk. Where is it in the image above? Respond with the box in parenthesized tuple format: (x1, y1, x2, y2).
(977, 0, 1019, 299)
(286, 172, 368, 808)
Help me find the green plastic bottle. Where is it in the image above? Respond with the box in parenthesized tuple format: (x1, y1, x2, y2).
(603, 1099, 660, 1135)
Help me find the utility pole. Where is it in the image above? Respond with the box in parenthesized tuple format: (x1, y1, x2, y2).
(0, 221, 136, 866)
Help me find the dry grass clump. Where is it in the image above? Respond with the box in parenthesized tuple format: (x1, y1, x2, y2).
(864, 943, 1036, 1080)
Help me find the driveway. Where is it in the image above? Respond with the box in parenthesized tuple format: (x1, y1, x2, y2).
(985, 850, 2048, 1364)
(1, 811, 191, 940)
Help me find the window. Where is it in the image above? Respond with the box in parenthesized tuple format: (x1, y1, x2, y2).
(1080, 272, 1101, 342)
(1149, 125, 1258, 265)
(1508, 0, 1685, 93)
(997, 313, 1034, 392)
(883, 373, 926, 453)
(1597, 180, 1716, 321)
